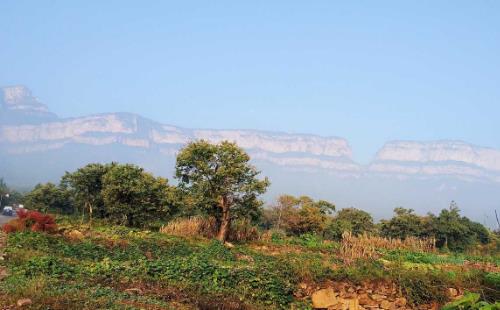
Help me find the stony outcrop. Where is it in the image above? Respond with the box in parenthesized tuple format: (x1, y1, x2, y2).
(370, 141, 500, 182)
(303, 281, 461, 310)
(2, 86, 500, 183)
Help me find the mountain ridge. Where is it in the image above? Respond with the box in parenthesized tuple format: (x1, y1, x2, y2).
(2, 86, 499, 227)
(2, 85, 500, 183)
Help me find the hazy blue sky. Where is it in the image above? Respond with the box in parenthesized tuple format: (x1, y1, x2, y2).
(1, 1, 499, 163)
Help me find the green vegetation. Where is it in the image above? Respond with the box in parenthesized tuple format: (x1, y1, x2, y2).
(0, 140, 499, 309)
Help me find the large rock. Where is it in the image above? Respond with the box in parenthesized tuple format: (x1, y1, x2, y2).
(17, 298, 32, 307)
(312, 288, 338, 308)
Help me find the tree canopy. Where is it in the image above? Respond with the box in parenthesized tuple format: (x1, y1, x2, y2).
(175, 140, 269, 242)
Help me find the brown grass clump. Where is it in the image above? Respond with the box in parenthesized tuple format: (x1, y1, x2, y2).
(160, 216, 218, 238)
(340, 232, 435, 264)
(160, 217, 260, 242)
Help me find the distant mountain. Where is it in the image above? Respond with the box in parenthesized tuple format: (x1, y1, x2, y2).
(1, 86, 499, 226)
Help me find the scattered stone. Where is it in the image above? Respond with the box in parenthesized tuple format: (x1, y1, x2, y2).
(16, 299, 32, 307)
(380, 300, 394, 310)
(370, 294, 386, 301)
(447, 287, 458, 297)
(124, 288, 143, 295)
(395, 297, 407, 307)
(66, 230, 84, 240)
(224, 242, 235, 248)
(0, 268, 9, 281)
(312, 288, 338, 309)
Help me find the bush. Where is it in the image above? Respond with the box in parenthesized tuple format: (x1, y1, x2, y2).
(2, 209, 57, 234)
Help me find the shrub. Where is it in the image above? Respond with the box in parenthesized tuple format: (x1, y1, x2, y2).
(2, 210, 57, 234)
(441, 292, 500, 310)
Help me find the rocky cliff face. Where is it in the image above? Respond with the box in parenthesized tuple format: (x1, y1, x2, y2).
(0, 86, 57, 124)
(370, 141, 500, 182)
(0, 87, 359, 174)
(2, 86, 500, 183)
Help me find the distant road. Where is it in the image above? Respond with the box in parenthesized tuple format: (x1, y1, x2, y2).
(0, 215, 14, 225)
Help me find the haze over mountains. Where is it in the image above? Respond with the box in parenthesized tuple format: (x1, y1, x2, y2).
(1, 86, 499, 226)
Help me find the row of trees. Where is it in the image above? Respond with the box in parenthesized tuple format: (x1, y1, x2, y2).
(262, 197, 491, 251)
(3, 140, 496, 249)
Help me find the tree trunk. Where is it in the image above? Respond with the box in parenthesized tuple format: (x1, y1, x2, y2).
(217, 196, 231, 243)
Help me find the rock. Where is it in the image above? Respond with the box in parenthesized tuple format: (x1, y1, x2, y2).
(447, 288, 458, 297)
(312, 288, 338, 309)
(371, 294, 386, 301)
(17, 299, 32, 307)
(359, 294, 378, 307)
(66, 230, 84, 241)
(394, 297, 407, 307)
(224, 242, 235, 249)
(347, 298, 360, 310)
(0, 268, 9, 281)
(380, 300, 394, 310)
(124, 288, 143, 295)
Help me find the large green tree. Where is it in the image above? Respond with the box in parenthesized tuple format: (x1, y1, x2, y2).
(23, 183, 72, 214)
(61, 163, 114, 222)
(326, 207, 375, 239)
(431, 202, 490, 251)
(269, 195, 335, 235)
(102, 164, 176, 227)
(175, 140, 269, 242)
(380, 208, 433, 239)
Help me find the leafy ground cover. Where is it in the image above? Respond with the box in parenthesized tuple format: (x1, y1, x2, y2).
(0, 216, 498, 309)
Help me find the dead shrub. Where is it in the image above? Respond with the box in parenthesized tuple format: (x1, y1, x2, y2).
(340, 232, 435, 264)
(160, 217, 260, 242)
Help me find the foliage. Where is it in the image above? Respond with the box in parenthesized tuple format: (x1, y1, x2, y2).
(380, 207, 433, 239)
(0, 178, 23, 208)
(326, 207, 375, 240)
(23, 182, 73, 214)
(266, 195, 335, 236)
(102, 164, 177, 227)
(61, 163, 114, 219)
(175, 140, 269, 242)
(2, 209, 57, 233)
(432, 202, 490, 251)
(442, 292, 500, 310)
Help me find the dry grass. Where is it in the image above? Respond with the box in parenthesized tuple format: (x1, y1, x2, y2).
(160, 217, 218, 239)
(340, 232, 435, 264)
(160, 217, 259, 242)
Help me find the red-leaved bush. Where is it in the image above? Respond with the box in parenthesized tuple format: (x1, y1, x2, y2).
(2, 209, 57, 234)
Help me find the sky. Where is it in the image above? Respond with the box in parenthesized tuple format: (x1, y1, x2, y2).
(1, 1, 500, 163)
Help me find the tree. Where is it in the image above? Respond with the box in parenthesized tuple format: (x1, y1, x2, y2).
(175, 140, 269, 242)
(380, 208, 432, 239)
(431, 201, 491, 251)
(102, 164, 176, 227)
(61, 163, 114, 222)
(0, 178, 23, 208)
(23, 183, 72, 214)
(326, 208, 375, 239)
(269, 195, 335, 235)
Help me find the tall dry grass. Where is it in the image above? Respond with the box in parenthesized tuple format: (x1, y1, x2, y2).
(160, 217, 217, 238)
(340, 231, 435, 264)
(160, 216, 259, 242)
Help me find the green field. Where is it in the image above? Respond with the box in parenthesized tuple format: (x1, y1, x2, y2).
(0, 216, 498, 310)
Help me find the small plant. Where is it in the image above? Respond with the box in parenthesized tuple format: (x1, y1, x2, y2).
(2, 209, 58, 234)
(441, 292, 500, 310)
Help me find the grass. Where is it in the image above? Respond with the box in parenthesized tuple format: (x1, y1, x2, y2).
(0, 216, 498, 309)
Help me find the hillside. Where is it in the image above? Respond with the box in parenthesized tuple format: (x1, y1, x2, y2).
(0, 217, 498, 310)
